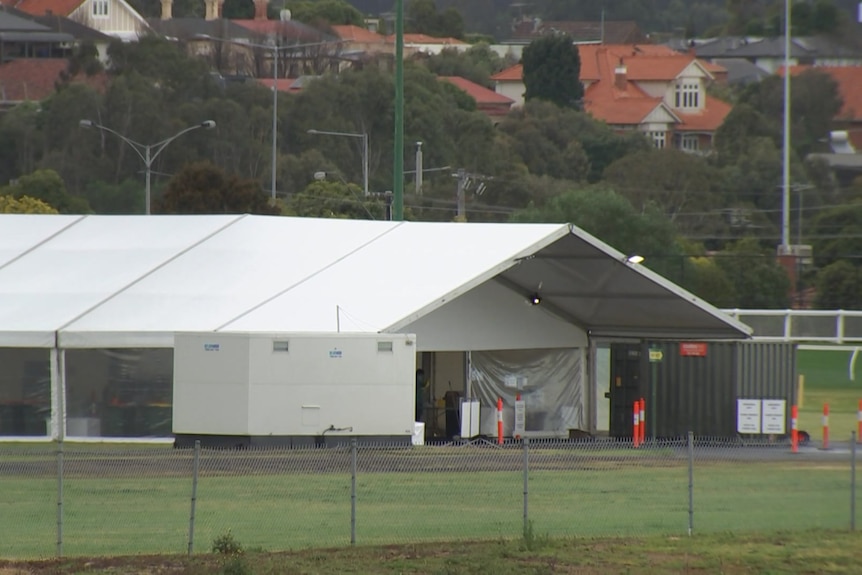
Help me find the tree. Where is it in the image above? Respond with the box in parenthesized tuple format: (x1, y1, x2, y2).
(155, 162, 280, 215)
(815, 260, 862, 309)
(497, 100, 649, 183)
(738, 70, 843, 158)
(510, 186, 688, 282)
(285, 180, 386, 219)
(406, 0, 465, 39)
(2, 169, 91, 214)
(421, 44, 510, 88)
(810, 201, 862, 269)
(713, 237, 791, 308)
(602, 149, 721, 230)
(522, 34, 583, 109)
(283, 0, 364, 26)
(0, 195, 58, 214)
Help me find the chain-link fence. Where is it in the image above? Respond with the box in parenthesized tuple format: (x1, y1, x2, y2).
(1, 433, 858, 559)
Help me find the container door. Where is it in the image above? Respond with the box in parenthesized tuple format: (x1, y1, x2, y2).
(608, 343, 643, 438)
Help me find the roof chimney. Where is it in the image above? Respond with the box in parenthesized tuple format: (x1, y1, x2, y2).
(204, 0, 217, 20)
(160, 0, 172, 20)
(614, 60, 627, 91)
(253, 0, 268, 20)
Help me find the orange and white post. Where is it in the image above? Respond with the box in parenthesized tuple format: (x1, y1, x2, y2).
(822, 403, 830, 450)
(858, 399, 862, 443)
(633, 400, 640, 448)
(497, 397, 504, 445)
(639, 397, 646, 445)
(791, 404, 798, 454)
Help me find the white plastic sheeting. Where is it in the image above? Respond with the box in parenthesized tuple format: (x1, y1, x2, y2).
(0, 214, 750, 349)
(471, 348, 584, 437)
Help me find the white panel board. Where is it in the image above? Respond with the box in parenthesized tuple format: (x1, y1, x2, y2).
(762, 399, 786, 434)
(737, 399, 761, 434)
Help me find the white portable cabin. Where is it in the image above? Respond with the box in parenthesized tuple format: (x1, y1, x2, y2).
(173, 332, 417, 447)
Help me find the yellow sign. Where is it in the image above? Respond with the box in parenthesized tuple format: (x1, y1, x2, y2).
(649, 349, 663, 362)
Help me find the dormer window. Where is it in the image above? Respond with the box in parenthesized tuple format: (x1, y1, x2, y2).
(674, 81, 699, 109)
(92, 0, 109, 18)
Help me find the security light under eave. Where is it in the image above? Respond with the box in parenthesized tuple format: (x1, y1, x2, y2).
(528, 293, 542, 306)
(627, 255, 645, 264)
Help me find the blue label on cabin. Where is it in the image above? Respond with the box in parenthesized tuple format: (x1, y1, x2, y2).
(329, 349, 342, 359)
(204, 343, 220, 352)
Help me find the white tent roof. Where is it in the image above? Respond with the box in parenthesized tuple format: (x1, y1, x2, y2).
(0, 214, 750, 348)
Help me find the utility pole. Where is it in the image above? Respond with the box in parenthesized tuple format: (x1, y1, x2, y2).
(415, 142, 423, 196)
(392, 0, 404, 221)
(453, 169, 490, 221)
(455, 169, 467, 219)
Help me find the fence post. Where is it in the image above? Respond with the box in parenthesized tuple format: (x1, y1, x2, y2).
(852, 431, 857, 532)
(633, 400, 640, 448)
(56, 440, 64, 558)
(497, 397, 504, 445)
(187, 440, 200, 556)
(822, 403, 830, 450)
(522, 437, 529, 536)
(687, 431, 694, 536)
(350, 438, 357, 545)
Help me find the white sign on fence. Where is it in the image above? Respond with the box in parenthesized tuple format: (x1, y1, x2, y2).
(513, 399, 526, 438)
(737, 399, 762, 433)
(761, 399, 787, 434)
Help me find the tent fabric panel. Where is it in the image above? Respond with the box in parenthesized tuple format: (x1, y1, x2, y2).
(221, 221, 569, 333)
(0, 215, 244, 333)
(496, 230, 750, 340)
(64, 217, 403, 335)
(400, 278, 588, 351)
(0, 214, 83, 268)
(57, 331, 176, 348)
(0, 331, 56, 348)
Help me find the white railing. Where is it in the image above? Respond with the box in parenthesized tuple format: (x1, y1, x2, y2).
(723, 309, 862, 343)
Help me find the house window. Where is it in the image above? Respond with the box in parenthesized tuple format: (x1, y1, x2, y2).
(680, 134, 699, 152)
(648, 131, 666, 149)
(674, 81, 699, 109)
(92, 0, 109, 18)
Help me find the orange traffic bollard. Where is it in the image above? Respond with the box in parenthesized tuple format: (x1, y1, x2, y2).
(791, 405, 798, 454)
(822, 403, 830, 450)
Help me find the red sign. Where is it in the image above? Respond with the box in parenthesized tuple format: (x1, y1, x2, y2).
(679, 342, 708, 357)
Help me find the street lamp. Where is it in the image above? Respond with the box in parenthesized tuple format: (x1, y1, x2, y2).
(79, 119, 216, 215)
(195, 35, 344, 202)
(307, 128, 369, 196)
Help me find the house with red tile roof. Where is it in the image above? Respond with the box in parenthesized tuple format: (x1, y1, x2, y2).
(492, 44, 731, 153)
(439, 76, 514, 120)
(0, 57, 107, 107)
(2, 0, 150, 40)
(781, 65, 862, 150)
(394, 33, 469, 56)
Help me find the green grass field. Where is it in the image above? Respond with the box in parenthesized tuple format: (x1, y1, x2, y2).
(2, 455, 856, 560)
(797, 348, 862, 442)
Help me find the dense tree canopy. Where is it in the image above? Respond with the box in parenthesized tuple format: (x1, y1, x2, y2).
(522, 35, 583, 109)
(406, 0, 465, 39)
(155, 162, 279, 214)
(0, 194, 58, 214)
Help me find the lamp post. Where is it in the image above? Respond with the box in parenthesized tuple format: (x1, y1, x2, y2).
(195, 35, 344, 202)
(79, 119, 216, 215)
(307, 129, 369, 196)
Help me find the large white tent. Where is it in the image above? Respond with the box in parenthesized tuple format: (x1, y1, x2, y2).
(0, 214, 750, 346)
(0, 214, 750, 441)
